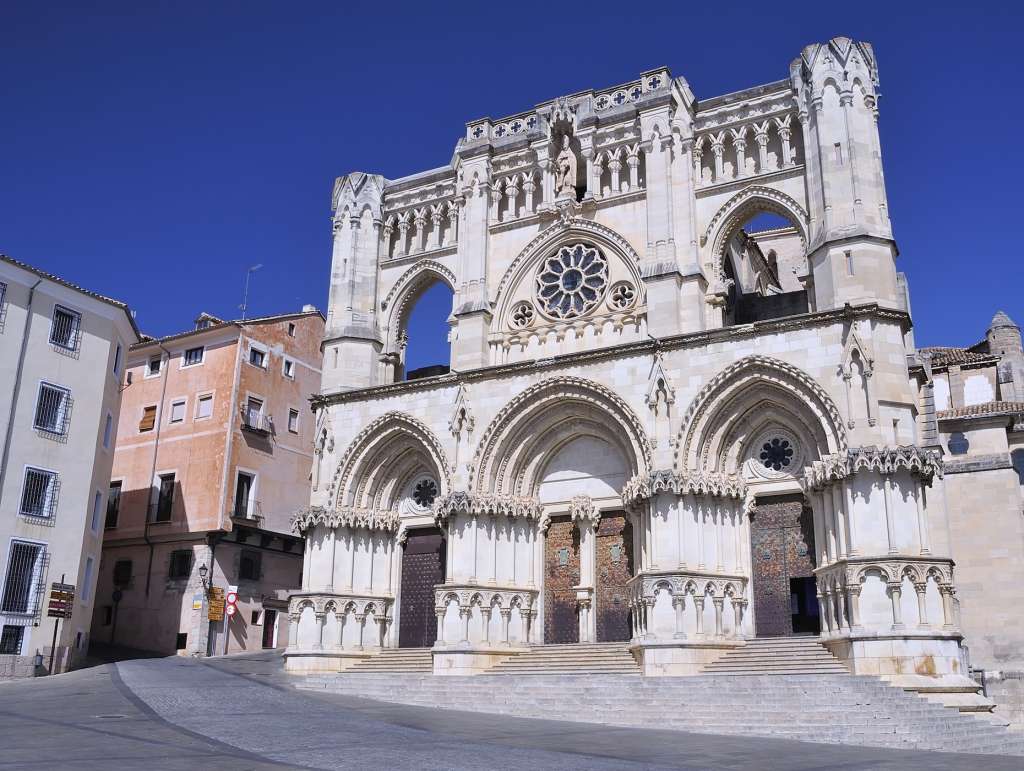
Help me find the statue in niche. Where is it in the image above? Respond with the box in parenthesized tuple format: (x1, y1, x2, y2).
(555, 135, 578, 198)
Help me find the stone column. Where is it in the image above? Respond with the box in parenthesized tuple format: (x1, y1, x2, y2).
(481, 608, 491, 644)
(504, 177, 519, 220)
(355, 614, 366, 650)
(313, 612, 326, 650)
(590, 153, 603, 199)
(626, 148, 640, 191)
(428, 206, 442, 250)
(459, 606, 470, 645)
(696, 499, 706, 569)
(754, 123, 770, 171)
(672, 594, 686, 639)
(887, 583, 904, 629)
(710, 133, 725, 181)
(712, 596, 725, 637)
(608, 150, 623, 195)
(445, 199, 459, 246)
(914, 582, 929, 627)
(882, 475, 898, 554)
(693, 596, 705, 636)
(914, 480, 931, 555)
(435, 606, 446, 645)
(500, 608, 511, 645)
(522, 174, 536, 215)
(287, 613, 300, 650)
(940, 586, 956, 629)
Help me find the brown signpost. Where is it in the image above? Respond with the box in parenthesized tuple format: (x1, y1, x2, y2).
(208, 587, 225, 621)
(46, 576, 75, 674)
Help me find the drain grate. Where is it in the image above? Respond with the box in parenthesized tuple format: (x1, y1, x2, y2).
(94, 714, 130, 719)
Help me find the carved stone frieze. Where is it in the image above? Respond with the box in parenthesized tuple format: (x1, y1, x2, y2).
(432, 491, 543, 523)
(622, 469, 746, 506)
(288, 591, 394, 619)
(291, 506, 400, 535)
(803, 445, 943, 491)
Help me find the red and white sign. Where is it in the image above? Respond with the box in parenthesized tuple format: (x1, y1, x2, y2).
(226, 591, 238, 605)
(225, 584, 239, 619)
(226, 604, 237, 616)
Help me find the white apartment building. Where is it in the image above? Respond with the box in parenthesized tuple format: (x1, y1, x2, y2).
(0, 255, 139, 677)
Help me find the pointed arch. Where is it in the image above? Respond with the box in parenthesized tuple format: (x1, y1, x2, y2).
(330, 412, 451, 510)
(471, 376, 650, 495)
(702, 185, 809, 282)
(675, 356, 846, 478)
(380, 260, 456, 345)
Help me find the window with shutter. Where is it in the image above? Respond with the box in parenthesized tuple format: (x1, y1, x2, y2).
(139, 405, 157, 432)
(106, 481, 122, 528)
(183, 346, 204, 366)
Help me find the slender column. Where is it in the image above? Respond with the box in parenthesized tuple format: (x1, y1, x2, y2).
(396, 217, 409, 256)
(522, 174, 536, 214)
(504, 178, 519, 219)
(609, 150, 623, 194)
(812, 492, 828, 566)
(481, 608, 491, 644)
(445, 201, 459, 246)
(672, 595, 686, 639)
(336, 612, 346, 649)
(591, 154, 603, 199)
(428, 207, 442, 250)
(940, 587, 956, 628)
(385, 535, 393, 594)
(819, 593, 832, 634)
(413, 211, 427, 253)
(326, 529, 337, 591)
(500, 609, 511, 645)
(693, 596, 705, 636)
(528, 520, 536, 588)
(355, 614, 366, 650)
(490, 515, 498, 584)
(626, 151, 640, 190)
(471, 514, 479, 583)
(754, 123, 770, 170)
(733, 503, 743, 573)
(731, 598, 742, 637)
(643, 599, 654, 639)
(696, 500, 706, 569)
(348, 531, 357, 591)
(435, 607, 445, 644)
(713, 597, 724, 637)
(882, 476, 898, 554)
(459, 607, 470, 644)
(445, 518, 455, 582)
(367, 532, 375, 592)
(302, 534, 312, 591)
(841, 482, 858, 555)
(848, 585, 861, 628)
(715, 502, 725, 571)
(913, 480, 931, 554)
(833, 489, 848, 559)
(631, 601, 640, 639)
(490, 184, 503, 223)
(313, 613, 325, 650)
(888, 583, 904, 628)
(836, 588, 848, 631)
(914, 582, 929, 626)
(710, 133, 725, 180)
(288, 614, 299, 650)
(676, 498, 686, 568)
(822, 490, 838, 563)
(732, 130, 748, 176)
(578, 600, 589, 643)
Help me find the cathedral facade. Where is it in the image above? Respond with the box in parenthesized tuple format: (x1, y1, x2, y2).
(284, 37, 1023, 702)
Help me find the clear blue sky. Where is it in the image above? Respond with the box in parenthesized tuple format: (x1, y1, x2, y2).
(2, 1, 1019, 360)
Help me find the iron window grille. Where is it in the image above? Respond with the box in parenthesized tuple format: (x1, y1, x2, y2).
(239, 550, 261, 581)
(19, 468, 59, 520)
(50, 305, 82, 352)
(33, 382, 72, 437)
(0, 625, 25, 655)
(183, 346, 204, 366)
(112, 559, 132, 587)
(168, 550, 193, 580)
(105, 481, 122, 528)
(1, 541, 48, 619)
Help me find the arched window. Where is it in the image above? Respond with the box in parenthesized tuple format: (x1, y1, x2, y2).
(400, 281, 453, 381)
(721, 210, 809, 326)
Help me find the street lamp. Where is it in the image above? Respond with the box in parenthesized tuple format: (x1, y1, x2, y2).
(198, 562, 209, 589)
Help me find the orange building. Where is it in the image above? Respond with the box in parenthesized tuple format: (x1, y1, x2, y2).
(90, 308, 324, 656)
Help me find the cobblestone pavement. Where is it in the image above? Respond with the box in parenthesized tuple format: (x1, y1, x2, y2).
(1, 651, 1022, 770)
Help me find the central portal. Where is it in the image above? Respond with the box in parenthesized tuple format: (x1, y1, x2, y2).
(398, 527, 446, 648)
(750, 494, 819, 637)
(543, 516, 580, 644)
(595, 512, 633, 642)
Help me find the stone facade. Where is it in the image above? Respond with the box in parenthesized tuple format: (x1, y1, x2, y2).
(286, 36, 1003, 701)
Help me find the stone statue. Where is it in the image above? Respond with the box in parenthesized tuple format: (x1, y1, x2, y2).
(555, 135, 578, 198)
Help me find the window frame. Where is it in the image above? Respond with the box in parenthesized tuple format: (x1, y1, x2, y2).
(112, 343, 123, 376)
(282, 357, 295, 379)
(154, 472, 175, 523)
(49, 304, 82, 351)
(145, 355, 163, 379)
(82, 556, 95, 603)
(167, 549, 193, 580)
(103, 412, 114, 450)
(287, 322, 296, 337)
(168, 398, 187, 425)
(287, 408, 300, 434)
(90, 490, 102, 533)
(181, 346, 205, 368)
(248, 343, 268, 369)
(33, 380, 71, 436)
(19, 466, 59, 520)
(238, 549, 262, 582)
(105, 480, 122, 529)
(0, 538, 48, 619)
(233, 469, 257, 519)
(139, 404, 157, 433)
(112, 558, 132, 586)
(195, 392, 215, 421)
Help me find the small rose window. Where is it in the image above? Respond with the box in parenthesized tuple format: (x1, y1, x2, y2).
(759, 438, 794, 471)
(509, 301, 535, 330)
(535, 244, 608, 319)
(412, 479, 438, 507)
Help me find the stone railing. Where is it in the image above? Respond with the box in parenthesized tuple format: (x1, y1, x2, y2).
(433, 584, 539, 647)
(627, 569, 749, 641)
(287, 591, 394, 652)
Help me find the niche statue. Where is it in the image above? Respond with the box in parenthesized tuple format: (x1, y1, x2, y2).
(555, 135, 578, 198)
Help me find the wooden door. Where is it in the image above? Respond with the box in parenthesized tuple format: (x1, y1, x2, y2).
(398, 528, 445, 648)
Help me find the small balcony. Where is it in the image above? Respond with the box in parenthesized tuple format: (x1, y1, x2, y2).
(240, 410, 273, 437)
(231, 499, 264, 527)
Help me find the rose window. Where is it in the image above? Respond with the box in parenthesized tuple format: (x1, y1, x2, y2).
(509, 301, 535, 330)
(759, 438, 794, 471)
(608, 281, 637, 310)
(412, 478, 438, 508)
(535, 244, 608, 319)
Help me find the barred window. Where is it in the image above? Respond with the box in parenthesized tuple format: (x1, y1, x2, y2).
(239, 550, 261, 581)
(1, 541, 45, 614)
(112, 559, 132, 586)
(34, 382, 71, 435)
(50, 305, 81, 350)
(0, 625, 25, 655)
(168, 550, 192, 580)
(183, 346, 204, 366)
(19, 468, 58, 519)
(105, 481, 122, 528)
(155, 473, 175, 522)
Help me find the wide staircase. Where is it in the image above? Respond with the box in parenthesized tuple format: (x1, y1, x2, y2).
(701, 636, 849, 675)
(488, 642, 640, 675)
(346, 647, 433, 673)
(294, 643, 1024, 756)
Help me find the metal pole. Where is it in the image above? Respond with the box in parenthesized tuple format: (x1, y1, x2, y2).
(48, 573, 64, 675)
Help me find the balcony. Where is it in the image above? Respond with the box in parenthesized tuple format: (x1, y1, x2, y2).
(231, 499, 264, 527)
(240, 411, 273, 437)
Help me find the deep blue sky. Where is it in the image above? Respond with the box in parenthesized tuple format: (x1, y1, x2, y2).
(2, 2, 1019, 359)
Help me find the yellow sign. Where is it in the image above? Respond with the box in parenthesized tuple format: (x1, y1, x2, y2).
(207, 587, 225, 621)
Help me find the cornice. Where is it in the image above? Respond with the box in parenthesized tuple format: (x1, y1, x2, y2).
(312, 303, 911, 409)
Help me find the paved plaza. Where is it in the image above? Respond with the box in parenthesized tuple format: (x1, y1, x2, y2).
(0, 651, 1020, 770)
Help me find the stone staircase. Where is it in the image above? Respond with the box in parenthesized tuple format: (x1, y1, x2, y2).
(701, 636, 849, 675)
(294, 669, 1024, 755)
(346, 647, 433, 673)
(488, 642, 640, 675)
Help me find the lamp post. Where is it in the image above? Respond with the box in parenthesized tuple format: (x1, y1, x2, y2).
(239, 264, 263, 320)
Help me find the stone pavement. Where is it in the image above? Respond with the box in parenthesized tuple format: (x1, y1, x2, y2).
(1, 650, 1023, 770)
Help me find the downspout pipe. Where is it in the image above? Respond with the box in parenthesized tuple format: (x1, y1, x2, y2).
(0, 278, 42, 507)
(143, 342, 171, 596)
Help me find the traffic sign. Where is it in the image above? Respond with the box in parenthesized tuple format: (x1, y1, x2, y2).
(226, 591, 237, 605)
(226, 604, 237, 616)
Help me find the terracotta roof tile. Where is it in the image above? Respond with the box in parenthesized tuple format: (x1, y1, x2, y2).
(919, 347, 998, 367)
(936, 401, 1024, 421)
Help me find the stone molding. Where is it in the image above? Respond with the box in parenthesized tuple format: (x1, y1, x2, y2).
(432, 492, 542, 523)
(815, 555, 955, 590)
(803, 445, 943, 491)
(622, 469, 746, 506)
(569, 494, 600, 528)
(291, 506, 399, 535)
(288, 591, 394, 621)
(434, 583, 539, 613)
(628, 569, 749, 602)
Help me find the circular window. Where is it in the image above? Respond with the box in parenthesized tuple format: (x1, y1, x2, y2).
(759, 437, 794, 471)
(535, 243, 608, 319)
(608, 281, 637, 310)
(509, 300, 535, 330)
(412, 478, 438, 508)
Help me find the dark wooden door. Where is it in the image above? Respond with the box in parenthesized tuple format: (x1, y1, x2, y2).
(750, 495, 818, 637)
(398, 528, 445, 648)
(596, 512, 633, 642)
(261, 609, 277, 648)
(544, 516, 579, 644)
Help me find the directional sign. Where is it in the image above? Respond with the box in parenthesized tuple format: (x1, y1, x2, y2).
(47, 582, 76, 619)
(208, 587, 225, 621)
